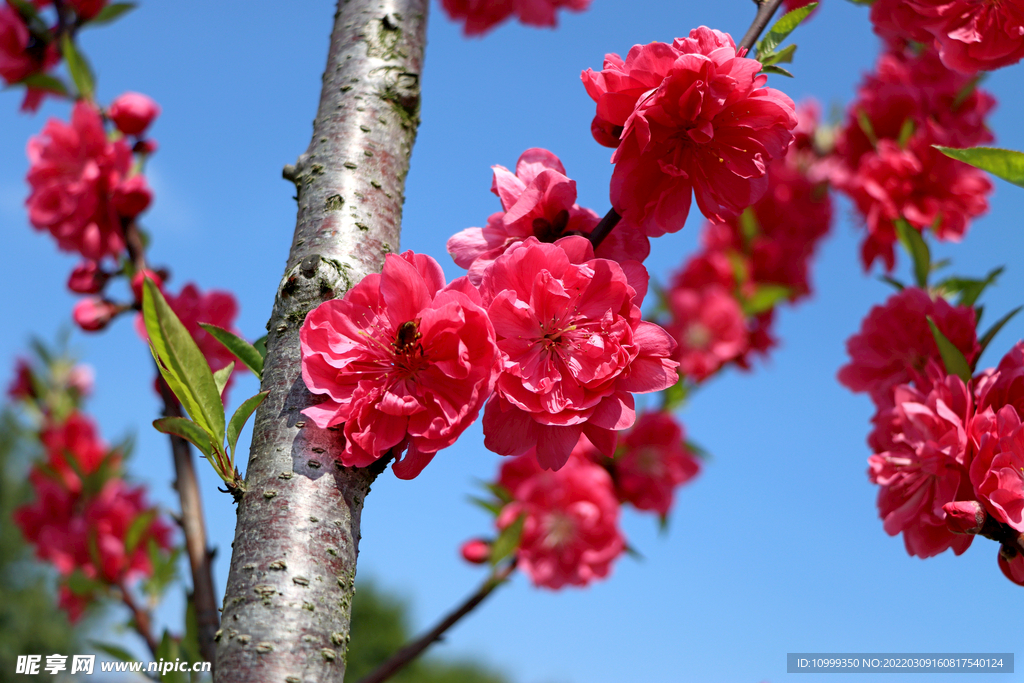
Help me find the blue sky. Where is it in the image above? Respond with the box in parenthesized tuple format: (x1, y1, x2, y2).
(1, 1, 1023, 682)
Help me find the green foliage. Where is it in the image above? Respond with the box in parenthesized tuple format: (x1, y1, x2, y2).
(894, 218, 931, 288)
(86, 2, 137, 26)
(935, 146, 1024, 188)
(0, 411, 80, 681)
(60, 34, 95, 100)
(926, 317, 972, 382)
(344, 582, 509, 683)
(199, 324, 264, 380)
(756, 2, 817, 72)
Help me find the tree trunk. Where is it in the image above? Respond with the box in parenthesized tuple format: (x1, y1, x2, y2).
(215, 0, 427, 680)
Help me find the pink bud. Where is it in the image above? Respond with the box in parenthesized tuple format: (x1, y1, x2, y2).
(112, 175, 153, 218)
(67, 261, 109, 294)
(133, 138, 158, 155)
(942, 500, 987, 534)
(67, 364, 94, 396)
(108, 92, 160, 136)
(460, 539, 490, 564)
(131, 270, 164, 303)
(72, 298, 119, 332)
(998, 545, 1024, 586)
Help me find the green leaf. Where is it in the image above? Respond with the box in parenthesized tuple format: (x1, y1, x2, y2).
(252, 334, 268, 360)
(894, 218, 931, 288)
(877, 274, 905, 291)
(181, 600, 201, 664)
(756, 2, 818, 56)
(661, 377, 689, 412)
(124, 508, 157, 555)
(935, 146, 1024, 188)
(978, 306, 1022, 361)
(143, 279, 226, 443)
(759, 64, 794, 78)
(760, 43, 797, 67)
(227, 391, 269, 457)
(856, 110, 878, 147)
(482, 482, 513, 505)
(89, 641, 138, 663)
(66, 568, 105, 596)
(213, 361, 235, 398)
(468, 496, 503, 517)
(199, 323, 264, 379)
(152, 417, 216, 459)
(926, 316, 972, 382)
(84, 2, 137, 26)
(490, 513, 525, 566)
(743, 284, 792, 316)
(16, 73, 69, 96)
(156, 630, 188, 683)
(897, 118, 915, 148)
(738, 206, 760, 244)
(60, 35, 94, 100)
(937, 266, 1004, 307)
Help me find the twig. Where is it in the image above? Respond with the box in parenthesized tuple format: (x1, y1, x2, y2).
(356, 562, 517, 683)
(156, 377, 220, 666)
(589, 0, 787, 252)
(738, 0, 786, 53)
(119, 581, 159, 658)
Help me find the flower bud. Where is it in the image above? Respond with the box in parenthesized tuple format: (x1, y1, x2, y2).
(73, 298, 119, 332)
(131, 269, 164, 303)
(112, 175, 153, 218)
(133, 138, 158, 155)
(942, 500, 987, 535)
(460, 539, 490, 564)
(67, 261, 108, 294)
(108, 92, 160, 136)
(998, 545, 1024, 586)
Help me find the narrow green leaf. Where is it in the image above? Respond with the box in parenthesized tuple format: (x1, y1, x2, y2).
(760, 43, 797, 67)
(482, 482, 513, 505)
(894, 218, 931, 288)
(978, 306, 1022, 360)
(661, 377, 689, 411)
(877, 275, 905, 291)
(16, 73, 69, 96)
(490, 513, 526, 566)
(85, 2, 137, 26)
(152, 417, 216, 459)
(760, 64, 794, 78)
(756, 2, 818, 56)
(253, 335, 268, 360)
(935, 146, 1024, 188)
(975, 304, 984, 326)
(143, 279, 226, 442)
(89, 641, 138, 663)
(856, 110, 878, 147)
(213, 361, 235, 398)
(624, 544, 646, 561)
(739, 206, 760, 244)
(181, 600, 201, 664)
(743, 284, 792, 316)
(939, 266, 1003, 307)
(897, 118, 916, 148)
(156, 631, 188, 683)
(200, 323, 264, 379)
(124, 508, 157, 556)
(60, 35, 94, 100)
(468, 496, 503, 517)
(926, 316, 972, 382)
(227, 391, 269, 457)
(66, 568, 105, 596)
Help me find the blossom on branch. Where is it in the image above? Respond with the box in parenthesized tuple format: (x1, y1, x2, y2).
(479, 237, 678, 470)
(447, 148, 648, 284)
(301, 252, 499, 479)
(497, 449, 624, 589)
(582, 27, 798, 237)
(441, 0, 590, 36)
(109, 92, 160, 137)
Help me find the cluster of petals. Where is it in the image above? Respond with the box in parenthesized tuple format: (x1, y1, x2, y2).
(868, 373, 975, 558)
(15, 469, 172, 615)
(301, 252, 499, 479)
(664, 284, 748, 381)
(969, 405, 1024, 532)
(582, 27, 798, 237)
(447, 148, 649, 284)
(831, 47, 995, 270)
(585, 411, 700, 516)
(838, 287, 979, 409)
(26, 101, 153, 262)
(0, 2, 60, 111)
(478, 236, 678, 470)
(440, 0, 589, 36)
(496, 449, 624, 589)
(40, 410, 117, 494)
(871, 0, 1024, 74)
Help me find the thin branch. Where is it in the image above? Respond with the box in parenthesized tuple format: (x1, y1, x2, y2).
(357, 562, 517, 683)
(589, 0, 786, 252)
(119, 582, 159, 659)
(738, 0, 786, 53)
(156, 376, 220, 666)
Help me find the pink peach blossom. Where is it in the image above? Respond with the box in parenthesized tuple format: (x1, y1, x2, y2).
(665, 285, 748, 381)
(610, 411, 700, 516)
(583, 27, 798, 236)
(497, 451, 624, 589)
(441, 0, 590, 35)
(301, 252, 499, 478)
(969, 406, 1024, 531)
(479, 237, 678, 470)
(108, 92, 161, 136)
(73, 297, 120, 332)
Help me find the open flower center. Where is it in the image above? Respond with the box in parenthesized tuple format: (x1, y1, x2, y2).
(542, 512, 577, 549)
(390, 318, 425, 376)
(684, 322, 712, 349)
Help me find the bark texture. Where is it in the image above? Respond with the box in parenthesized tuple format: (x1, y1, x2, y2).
(215, 0, 427, 680)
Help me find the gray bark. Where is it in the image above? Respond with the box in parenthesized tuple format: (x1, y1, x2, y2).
(214, 0, 427, 680)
